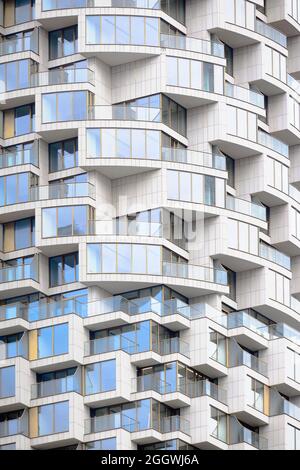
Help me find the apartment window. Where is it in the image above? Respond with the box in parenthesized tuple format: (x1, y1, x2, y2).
(87, 244, 161, 275)
(49, 26, 77, 60)
(265, 46, 287, 82)
(49, 138, 78, 173)
(38, 401, 69, 436)
(3, 217, 35, 252)
(86, 128, 161, 160)
(268, 270, 290, 306)
(0, 172, 38, 207)
(225, 44, 234, 76)
(42, 206, 93, 238)
(86, 438, 117, 450)
(85, 360, 116, 395)
(37, 323, 68, 358)
(86, 16, 159, 46)
(0, 366, 15, 398)
(166, 56, 224, 94)
(3, 0, 35, 26)
(3, 104, 35, 138)
(210, 407, 227, 443)
(0, 59, 37, 93)
(228, 219, 259, 255)
(209, 330, 227, 366)
(167, 169, 219, 206)
(248, 377, 264, 413)
(287, 348, 300, 383)
(287, 424, 300, 450)
(42, 91, 91, 123)
(49, 252, 78, 287)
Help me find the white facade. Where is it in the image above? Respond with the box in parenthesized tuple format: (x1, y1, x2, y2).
(0, 0, 299, 451)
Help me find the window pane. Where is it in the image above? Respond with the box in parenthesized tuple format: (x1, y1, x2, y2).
(15, 219, 31, 249)
(102, 244, 116, 273)
(54, 324, 68, 355)
(87, 244, 101, 273)
(39, 404, 53, 436)
(43, 94, 56, 123)
(43, 208, 56, 238)
(38, 327, 53, 358)
(54, 402, 69, 433)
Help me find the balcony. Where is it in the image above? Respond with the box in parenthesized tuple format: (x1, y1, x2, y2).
(0, 257, 38, 285)
(134, 376, 227, 404)
(229, 416, 268, 450)
(31, 68, 95, 87)
(259, 242, 291, 270)
(85, 335, 190, 358)
(255, 19, 287, 48)
(225, 82, 265, 108)
(0, 143, 38, 170)
(0, 333, 28, 361)
(31, 370, 81, 399)
(85, 413, 190, 436)
(162, 262, 228, 285)
(0, 295, 86, 323)
(257, 130, 289, 158)
(0, 30, 39, 56)
(37, 182, 96, 201)
(226, 195, 267, 221)
(88, 105, 161, 123)
(160, 34, 224, 58)
(0, 412, 28, 438)
(270, 388, 300, 421)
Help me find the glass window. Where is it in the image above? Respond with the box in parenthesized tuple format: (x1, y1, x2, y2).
(38, 401, 69, 436)
(85, 360, 116, 395)
(0, 366, 15, 398)
(49, 253, 78, 287)
(49, 26, 77, 60)
(15, 104, 34, 136)
(38, 324, 68, 359)
(42, 92, 88, 123)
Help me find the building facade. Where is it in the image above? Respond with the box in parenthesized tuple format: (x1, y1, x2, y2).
(0, 0, 299, 451)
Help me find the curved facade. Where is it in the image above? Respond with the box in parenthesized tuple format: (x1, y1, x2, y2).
(0, 0, 299, 451)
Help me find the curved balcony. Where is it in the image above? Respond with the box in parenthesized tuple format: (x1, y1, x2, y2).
(42, 0, 186, 26)
(255, 19, 287, 48)
(31, 68, 95, 87)
(229, 416, 268, 450)
(257, 130, 289, 159)
(225, 82, 265, 109)
(160, 34, 224, 57)
(226, 195, 267, 221)
(259, 242, 291, 270)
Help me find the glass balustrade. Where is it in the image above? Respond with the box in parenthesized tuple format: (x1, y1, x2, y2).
(226, 194, 267, 221)
(258, 130, 289, 158)
(160, 34, 224, 57)
(255, 19, 287, 48)
(0, 258, 38, 284)
(0, 143, 38, 169)
(162, 262, 228, 285)
(225, 82, 264, 108)
(229, 415, 268, 449)
(31, 68, 94, 87)
(31, 371, 81, 399)
(0, 30, 38, 56)
(259, 242, 291, 269)
(0, 413, 28, 438)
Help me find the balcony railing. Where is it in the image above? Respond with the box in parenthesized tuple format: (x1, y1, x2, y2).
(0, 257, 38, 285)
(288, 74, 300, 95)
(31, 371, 81, 399)
(228, 339, 268, 376)
(229, 416, 268, 449)
(0, 143, 38, 169)
(255, 19, 287, 48)
(225, 310, 270, 339)
(162, 262, 228, 285)
(0, 29, 39, 56)
(259, 242, 291, 270)
(85, 413, 190, 435)
(0, 414, 28, 438)
(36, 182, 96, 201)
(134, 375, 227, 404)
(0, 295, 87, 323)
(160, 34, 224, 57)
(258, 130, 289, 158)
(0, 333, 28, 360)
(225, 82, 265, 108)
(226, 194, 267, 221)
(162, 147, 227, 170)
(268, 323, 300, 346)
(85, 335, 190, 358)
(270, 388, 300, 421)
(88, 105, 161, 122)
(31, 68, 94, 87)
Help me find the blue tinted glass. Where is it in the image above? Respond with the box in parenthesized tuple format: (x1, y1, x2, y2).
(15, 105, 31, 135)
(54, 401, 69, 433)
(102, 360, 116, 392)
(38, 326, 52, 358)
(15, 219, 31, 249)
(54, 323, 68, 355)
(38, 404, 53, 436)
